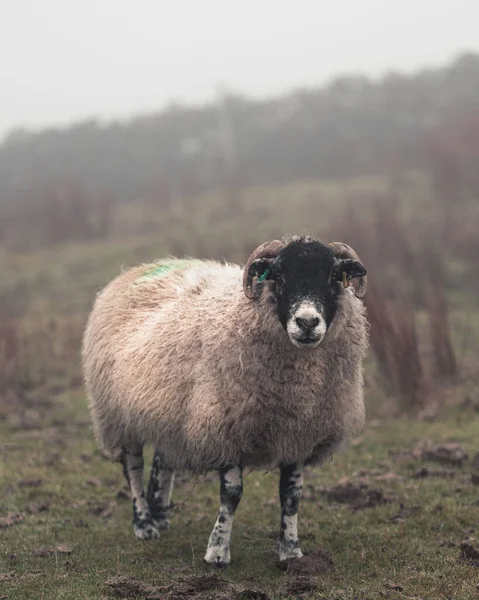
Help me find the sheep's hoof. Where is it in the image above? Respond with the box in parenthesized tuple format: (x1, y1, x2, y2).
(203, 546, 231, 568)
(278, 545, 303, 562)
(153, 518, 170, 531)
(134, 521, 160, 541)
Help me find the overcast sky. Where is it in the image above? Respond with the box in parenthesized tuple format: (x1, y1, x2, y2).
(1, 0, 478, 140)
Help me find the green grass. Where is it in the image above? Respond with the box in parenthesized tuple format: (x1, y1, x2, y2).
(2, 390, 479, 600)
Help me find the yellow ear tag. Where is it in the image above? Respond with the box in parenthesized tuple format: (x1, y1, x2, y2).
(342, 272, 350, 288)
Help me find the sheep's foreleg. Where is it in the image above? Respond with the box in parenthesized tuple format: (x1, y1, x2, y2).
(204, 464, 243, 567)
(121, 444, 159, 541)
(279, 462, 303, 561)
(147, 450, 174, 530)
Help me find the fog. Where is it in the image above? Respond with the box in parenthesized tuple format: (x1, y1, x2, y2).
(2, 0, 479, 138)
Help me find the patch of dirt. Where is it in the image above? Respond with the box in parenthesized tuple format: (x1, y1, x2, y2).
(0, 512, 24, 528)
(421, 443, 468, 467)
(32, 544, 72, 557)
(327, 481, 361, 502)
(277, 550, 333, 576)
(414, 467, 456, 479)
(18, 478, 43, 488)
(460, 541, 479, 566)
(105, 575, 161, 598)
(322, 481, 390, 510)
(105, 574, 270, 600)
(390, 441, 468, 467)
(283, 576, 317, 597)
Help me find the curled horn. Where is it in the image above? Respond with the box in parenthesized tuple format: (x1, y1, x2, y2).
(243, 240, 284, 299)
(329, 242, 367, 298)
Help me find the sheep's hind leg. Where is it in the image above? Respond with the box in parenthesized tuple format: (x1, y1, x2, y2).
(147, 450, 174, 530)
(278, 462, 303, 561)
(204, 464, 243, 568)
(121, 444, 159, 541)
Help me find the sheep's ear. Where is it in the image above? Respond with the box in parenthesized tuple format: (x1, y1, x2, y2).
(333, 259, 367, 282)
(248, 258, 275, 281)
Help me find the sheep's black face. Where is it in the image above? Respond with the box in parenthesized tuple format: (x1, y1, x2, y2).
(250, 239, 366, 348)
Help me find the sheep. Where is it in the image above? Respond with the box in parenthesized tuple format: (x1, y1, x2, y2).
(81, 235, 369, 566)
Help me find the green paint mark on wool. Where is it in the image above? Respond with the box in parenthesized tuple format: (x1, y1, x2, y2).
(134, 259, 199, 285)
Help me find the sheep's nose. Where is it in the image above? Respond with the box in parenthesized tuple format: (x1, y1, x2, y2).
(295, 316, 320, 331)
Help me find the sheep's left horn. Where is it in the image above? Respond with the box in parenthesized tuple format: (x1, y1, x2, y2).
(329, 241, 367, 298)
(243, 240, 284, 299)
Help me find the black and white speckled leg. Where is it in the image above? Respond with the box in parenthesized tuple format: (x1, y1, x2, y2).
(204, 464, 243, 568)
(278, 462, 303, 561)
(147, 450, 174, 530)
(121, 444, 159, 541)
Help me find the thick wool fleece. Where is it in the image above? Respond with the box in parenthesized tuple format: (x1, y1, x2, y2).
(82, 258, 369, 473)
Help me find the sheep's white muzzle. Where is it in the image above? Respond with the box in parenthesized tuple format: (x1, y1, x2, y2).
(287, 301, 327, 349)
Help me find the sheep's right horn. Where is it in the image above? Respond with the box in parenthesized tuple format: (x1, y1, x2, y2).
(329, 242, 367, 298)
(243, 240, 284, 299)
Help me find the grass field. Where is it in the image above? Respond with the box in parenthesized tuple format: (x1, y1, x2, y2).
(1, 178, 479, 599)
(3, 390, 479, 599)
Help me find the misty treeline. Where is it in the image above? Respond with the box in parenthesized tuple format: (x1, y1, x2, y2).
(1, 53, 479, 204)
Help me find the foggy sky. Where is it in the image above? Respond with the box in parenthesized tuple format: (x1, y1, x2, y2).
(1, 0, 478, 140)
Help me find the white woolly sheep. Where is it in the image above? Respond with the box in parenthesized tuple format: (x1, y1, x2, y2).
(82, 235, 369, 566)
